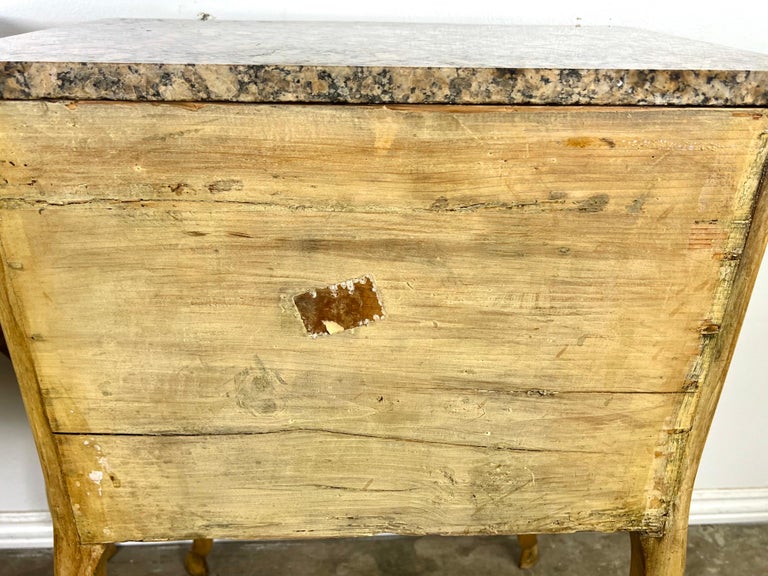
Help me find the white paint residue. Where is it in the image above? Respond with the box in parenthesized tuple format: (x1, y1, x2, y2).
(88, 470, 104, 496)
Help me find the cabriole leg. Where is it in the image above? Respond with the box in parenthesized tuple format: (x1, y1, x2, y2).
(629, 527, 687, 576)
(517, 534, 539, 569)
(185, 538, 214, 576)
(54, 528, 113, 576)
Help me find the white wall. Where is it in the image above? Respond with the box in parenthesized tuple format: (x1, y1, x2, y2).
(1, 0, 767, 524)
(0, 356, 46, 511)
(697, 258, 768, 489)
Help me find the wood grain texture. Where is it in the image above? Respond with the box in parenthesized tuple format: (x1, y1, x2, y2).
(630, 118, 768, 576)
(0, 155, 92, 573)
(0, 102, 765, 210)
(1, 102, 767, 553)
(57, 431, 654, 544)
(1, 203, 705, 437)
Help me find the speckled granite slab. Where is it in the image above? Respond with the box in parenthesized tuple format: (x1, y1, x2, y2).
(2, 19, 768, 105)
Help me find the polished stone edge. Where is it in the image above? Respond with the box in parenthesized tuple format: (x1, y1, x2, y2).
(2, 62, 768, 106)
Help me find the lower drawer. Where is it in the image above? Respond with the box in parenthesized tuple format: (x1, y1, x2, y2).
(58, 431, 655, 543)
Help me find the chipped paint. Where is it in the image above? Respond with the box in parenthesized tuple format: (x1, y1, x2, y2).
(293, 275, 385, 337)
(88, 470, 104, 496)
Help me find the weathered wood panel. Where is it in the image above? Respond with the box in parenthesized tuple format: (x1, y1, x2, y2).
(635, 123, 768, 576)
(57, 431, 657, 544)
(0, 204, 711, 437)
(1, 104, 765, 438)
(1, 102, 766, 547)
(0, 102, 764, 212)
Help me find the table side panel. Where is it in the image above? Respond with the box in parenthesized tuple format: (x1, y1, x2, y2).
(1, 102, 766, 542)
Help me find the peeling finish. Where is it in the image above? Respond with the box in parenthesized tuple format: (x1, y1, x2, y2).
(576, 194, 610, 213)
(627, 197, 648, 214)
(207, 179, 243, 194)
(293, 275, 385, 337)
(88, 470, 103, 496)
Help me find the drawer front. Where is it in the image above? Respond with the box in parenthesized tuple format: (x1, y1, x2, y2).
(1, 102, 766, 541)
(58, 431, 652, 543)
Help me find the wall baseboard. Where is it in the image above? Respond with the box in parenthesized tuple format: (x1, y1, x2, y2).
(0, 511, 52, 549)
(1, 488, 767, 548)
(689, 487, 768, 525)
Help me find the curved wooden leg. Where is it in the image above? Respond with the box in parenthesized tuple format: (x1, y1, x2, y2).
(629, 527, 687, 576)
(54, 530, 113, 576)
(185, 538, 214, 576)
(97, 544, 118, 576)
(630, 532, 646, 576)
(517, 534, 539, 569)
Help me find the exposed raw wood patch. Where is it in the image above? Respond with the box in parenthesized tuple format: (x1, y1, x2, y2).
(293, 275, 385, 337)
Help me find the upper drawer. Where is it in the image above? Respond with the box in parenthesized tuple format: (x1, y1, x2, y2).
(0, 103, 766, 442)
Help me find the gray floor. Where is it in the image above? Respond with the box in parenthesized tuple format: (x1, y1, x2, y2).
(2, 525, 767, 575)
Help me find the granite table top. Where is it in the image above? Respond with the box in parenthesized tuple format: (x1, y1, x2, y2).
(1, 19, 768, 105)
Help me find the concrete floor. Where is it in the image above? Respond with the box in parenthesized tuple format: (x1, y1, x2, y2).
(2, 524, 767, 575)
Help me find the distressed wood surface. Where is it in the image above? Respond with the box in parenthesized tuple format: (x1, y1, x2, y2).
(1, 205, 705, 439)
(0, 142, 98, 574)
(58, 431, 654, 544)
(0, 102, 765, 209)
(1, 102, 767, 552)
(629, 114, 768, 576)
